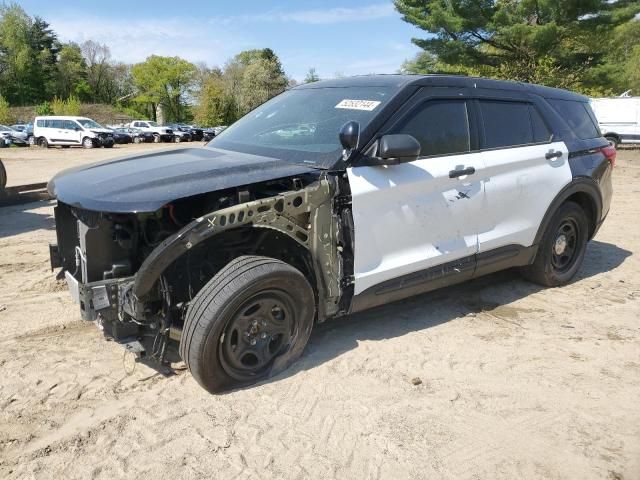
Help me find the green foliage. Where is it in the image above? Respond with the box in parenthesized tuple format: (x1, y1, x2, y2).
(304, 68, 320, 83)
(51, 96, 81, 116)
(0, 3, 59, 105)
(131, 55, 196, 122)
(35, 101, 52, 116)
(0, 94, 12, 123)
(395, 0, 640, 93)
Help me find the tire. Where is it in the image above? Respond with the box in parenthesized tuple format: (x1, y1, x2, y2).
(104, 142, 114, 148)
(0, 159, 6, 193)
(520, 201, 589, 287)
(605, 135, 620, 148)
(133, 136, 142, 144)
(82, 137, 94, 149)
(180, 256, 315, 393)
(153, 134, 161, 143)
(28, 136, 35, 146)
(174, 135, 181, 143)
(38, 137, 49, 148)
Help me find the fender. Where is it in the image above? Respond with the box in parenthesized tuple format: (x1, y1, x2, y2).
(131, 178, 342, 317)
(532, 177, 603, 247)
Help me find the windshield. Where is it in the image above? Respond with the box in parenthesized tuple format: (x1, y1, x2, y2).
(77, 119, 103, 129)
(208, 86, 395, 168)
(147, 121, 159, 127)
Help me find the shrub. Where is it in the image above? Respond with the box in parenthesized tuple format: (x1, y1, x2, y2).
(0, 95, 14, 124)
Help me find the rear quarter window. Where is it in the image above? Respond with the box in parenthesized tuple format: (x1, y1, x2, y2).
(549, 99, 600, 139)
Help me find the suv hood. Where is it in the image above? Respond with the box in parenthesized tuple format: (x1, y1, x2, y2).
(48, 147, 317, 213)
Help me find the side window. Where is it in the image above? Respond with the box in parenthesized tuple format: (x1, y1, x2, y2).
(479, 100, 534, 148)
(393, 99, 470, 157)
(36, 120, 44, 127)
(529, 106, 552, 143)
(63, 120, 77, 130)
(51, 119, 64, 129)
(548, 99, 599, 139)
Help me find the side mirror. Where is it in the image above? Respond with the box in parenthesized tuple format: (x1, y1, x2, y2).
(378, 134, 421, 164)
(339, 121, 360, 150)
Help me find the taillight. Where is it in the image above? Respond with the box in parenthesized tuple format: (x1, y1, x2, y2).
(601, 144, 616, 168)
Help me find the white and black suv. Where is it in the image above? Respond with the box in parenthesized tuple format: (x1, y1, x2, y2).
(48, 75, 614, 393)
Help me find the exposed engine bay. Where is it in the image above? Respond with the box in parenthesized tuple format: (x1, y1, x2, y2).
(50, 173, 354, 366)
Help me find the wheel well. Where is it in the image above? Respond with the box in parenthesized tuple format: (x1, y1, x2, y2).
(164, 226, 317, 305)
(604, 133, 620, 140)
(565, 192, 597, 238)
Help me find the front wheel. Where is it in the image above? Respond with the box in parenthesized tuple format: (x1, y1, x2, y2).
(174, 135, 181, 143)
(521, 201, 589, 287)
(180, 256, 315, 393)
(153, 134, 161, 143)
(82, 137, 94, 149)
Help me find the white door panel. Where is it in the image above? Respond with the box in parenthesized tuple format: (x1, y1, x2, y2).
(348, 152, 484, 295)
(477, 141, 571, 251)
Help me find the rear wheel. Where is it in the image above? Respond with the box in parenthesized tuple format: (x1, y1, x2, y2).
(153, 134, 161, 143)
(180, 256, 315, 393)
(38, 137, 49, 148)
(521, 201, 589, 287)
(174, 135, 181, 143)
(133, 136, 142, 144)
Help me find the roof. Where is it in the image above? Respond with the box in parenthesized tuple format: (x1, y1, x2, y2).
(294, 74, 587, 102)
(34, 116, 94, 120)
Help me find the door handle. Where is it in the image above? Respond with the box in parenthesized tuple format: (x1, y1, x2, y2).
(545, 150, 563, 160)
(449, 166, 476, 179)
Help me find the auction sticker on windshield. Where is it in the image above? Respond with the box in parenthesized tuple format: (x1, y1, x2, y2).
(335, 99, 381, 111)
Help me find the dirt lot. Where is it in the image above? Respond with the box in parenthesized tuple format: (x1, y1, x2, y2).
(0, 145, 638, 480)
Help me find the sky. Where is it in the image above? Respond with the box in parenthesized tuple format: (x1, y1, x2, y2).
(16, 0, 425, 81)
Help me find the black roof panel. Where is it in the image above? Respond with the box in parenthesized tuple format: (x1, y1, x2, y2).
(293, 74, 587, 102)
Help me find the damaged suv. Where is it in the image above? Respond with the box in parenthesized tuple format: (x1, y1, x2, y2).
(49, 75, 614, 393)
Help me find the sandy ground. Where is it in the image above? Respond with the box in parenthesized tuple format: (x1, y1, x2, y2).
(0, 146, 638, 480)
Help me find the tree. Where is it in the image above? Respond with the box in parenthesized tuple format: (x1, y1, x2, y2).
(56, 43, 89, 99)
(395, 0, 640, 93)
(131, 55, 196, 122)
(304, 68, 320, 83)
(0, 94, 11, 123)
(0, 3, 59, 104)
(193, 74, 229, 127)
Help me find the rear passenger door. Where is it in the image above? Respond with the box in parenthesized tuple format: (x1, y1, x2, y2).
(474, 97, 572, 253)
(348, 92, 485, 296)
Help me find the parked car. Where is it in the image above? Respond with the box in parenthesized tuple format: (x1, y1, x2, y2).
(590, 94, 640, 147)
(109, 128, 133, 145)
(182, 124, 204, 141)
(165, 124, 192, 143)
(0, 124, 29, 147)
(11, 123, 35, 145)
(129, 120, 174, 143)
(34, 116, 115, 148)
(112, 127, 152, 144)
(202, 128, 216, 142)
(48, 74, 614, 394)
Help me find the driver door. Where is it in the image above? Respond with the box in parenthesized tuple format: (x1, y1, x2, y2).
(347, 95, 486, 297)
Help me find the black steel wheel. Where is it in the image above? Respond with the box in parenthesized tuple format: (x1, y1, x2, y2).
(180, 256, 315, 393)
(219, 290, 296, 381)
(521, 201, 589, 287)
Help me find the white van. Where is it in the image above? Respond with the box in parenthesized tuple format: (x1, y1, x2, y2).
(590, 96, 640, 147)
(34, 116, 115, 149)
